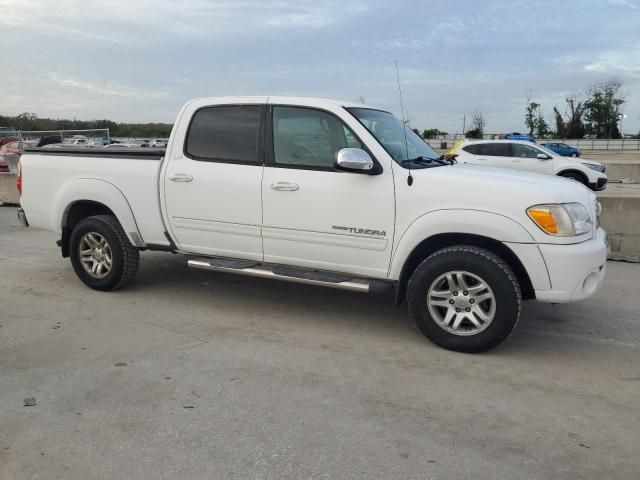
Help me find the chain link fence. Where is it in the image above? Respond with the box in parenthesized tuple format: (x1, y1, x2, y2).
(424, 135, 640, 150)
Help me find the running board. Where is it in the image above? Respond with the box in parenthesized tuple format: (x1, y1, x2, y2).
(187, 258, 371, 293)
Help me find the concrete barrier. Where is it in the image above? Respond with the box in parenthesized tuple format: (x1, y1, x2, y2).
(600, 161, 640, 182)
(0, 173, 19, 205)
(599, 191, 640, 262)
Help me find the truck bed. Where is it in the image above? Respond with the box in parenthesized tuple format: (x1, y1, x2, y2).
(20, 148, 168, 246)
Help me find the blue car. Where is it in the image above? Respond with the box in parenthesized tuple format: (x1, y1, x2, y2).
(505, 133, 535, 142)
(542, 142, 581, 157)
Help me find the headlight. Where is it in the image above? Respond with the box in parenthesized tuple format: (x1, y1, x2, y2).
(527, 203, 592, 236)
(584, 162, 604, 172)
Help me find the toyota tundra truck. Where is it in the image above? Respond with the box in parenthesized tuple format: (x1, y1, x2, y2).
(16, 96, 608, 352)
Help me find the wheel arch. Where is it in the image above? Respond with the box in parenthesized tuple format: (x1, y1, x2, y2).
(56, 179, 144, 257)
(557, 169, 589, 184)
(394, 233, 535, 305)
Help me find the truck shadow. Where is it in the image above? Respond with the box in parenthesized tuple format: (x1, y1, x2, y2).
(120, 252, 634, 359)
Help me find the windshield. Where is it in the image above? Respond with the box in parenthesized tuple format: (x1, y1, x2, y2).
(347, 108, 440, 163)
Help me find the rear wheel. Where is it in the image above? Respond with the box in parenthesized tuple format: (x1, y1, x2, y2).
(69, 215, 139, 291)
(407, 246, 521, 353)
(559, 171, 587, 186)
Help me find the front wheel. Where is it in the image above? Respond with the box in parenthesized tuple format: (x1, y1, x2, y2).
(407, 246, 522, 353)
(69, 215, 140, 291)
(570, 152, 578, 157)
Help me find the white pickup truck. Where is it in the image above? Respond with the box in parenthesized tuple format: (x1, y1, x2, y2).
(16, 96, 608, 352)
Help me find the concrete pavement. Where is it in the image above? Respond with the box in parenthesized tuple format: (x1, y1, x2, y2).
(1, 206, 639, 479)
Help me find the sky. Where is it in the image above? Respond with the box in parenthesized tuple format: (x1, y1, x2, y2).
(1, 0, 639, 134)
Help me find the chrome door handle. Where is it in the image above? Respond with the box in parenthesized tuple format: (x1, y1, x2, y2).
(168, 173, 193, 182)
(271, 181, 299, 191)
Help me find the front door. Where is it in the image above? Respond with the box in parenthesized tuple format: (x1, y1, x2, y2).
(261, 105, 395, 279)
(163, 103, 266, 260)
(510, 143, 554, 174)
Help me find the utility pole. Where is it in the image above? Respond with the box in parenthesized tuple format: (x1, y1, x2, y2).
(462, 114, 466, 139)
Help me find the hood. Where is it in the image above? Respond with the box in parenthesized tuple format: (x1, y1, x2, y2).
(403, 163, 596, 243)
(424, 162, 590, 198)
(577, 158, 604, 168)
(411, 162, 593, 212)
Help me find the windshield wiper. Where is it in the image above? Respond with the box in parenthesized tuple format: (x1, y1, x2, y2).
(401, 156, 450, 167)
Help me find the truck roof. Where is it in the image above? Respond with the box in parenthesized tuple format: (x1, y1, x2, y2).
(186, 95, 382, 110)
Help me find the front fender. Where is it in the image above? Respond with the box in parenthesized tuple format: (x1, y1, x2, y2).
(54, 178, 143, 245)
(389, 209, 536, 279)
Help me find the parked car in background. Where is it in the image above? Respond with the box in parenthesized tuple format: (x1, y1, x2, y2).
(17, 96, 608, 353)
(505, 133, 535, 142)
(0, 127, 18, 139)
(542, 142, 581, 157)
(452, 140, 607, 190)
(0, 136, 22, 173)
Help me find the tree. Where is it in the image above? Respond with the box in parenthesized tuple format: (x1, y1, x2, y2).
(422, 128, 448, 138)
(525, 100, 550, 138)
(0, 112, 173, 138)
(553, 94, 586, 139)
(525, 100, 541, 136)
(584, 78, 626, 138)
(466, 110, 485, 138)
(535, 114, 550, 138)
(471, 110, 486, 135)
(465, 128, 483, 139)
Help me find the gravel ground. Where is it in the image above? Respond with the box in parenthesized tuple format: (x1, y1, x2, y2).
(1, 206, 639, 480)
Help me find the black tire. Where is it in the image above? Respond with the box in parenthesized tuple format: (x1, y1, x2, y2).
(69, 215, 139, 291)
(570, 152, 578, 157)
(559, 171, 587, 186)
(407, 246, 522, 353)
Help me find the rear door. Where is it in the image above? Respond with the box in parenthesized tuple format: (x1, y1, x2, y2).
(472, 142, 513, 168)
(162, 100, 266, 260)
(260, 104, 395, 279)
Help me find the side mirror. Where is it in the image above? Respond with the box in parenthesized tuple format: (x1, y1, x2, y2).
(336, 148, 374, 173)
(537, 153, 550, 160)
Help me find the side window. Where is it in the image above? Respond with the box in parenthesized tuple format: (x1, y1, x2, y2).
(462, 144, 478, 154)
(476, 143, 510, 157)
(512, 143, 541, 158)
(272, 107, 363, 168)
(185, 105, 262, 164)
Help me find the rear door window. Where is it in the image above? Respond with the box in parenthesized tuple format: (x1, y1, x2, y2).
(462, 144, 479, 154)
(185, 105, 263, 164)
(475, 143, 511, 157)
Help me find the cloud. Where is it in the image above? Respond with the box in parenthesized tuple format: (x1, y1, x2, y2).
(608, 0, 639, 9)
(47, 74, 169, 99)
(0, 0, 639, 133)
(584, 45, 640, 78)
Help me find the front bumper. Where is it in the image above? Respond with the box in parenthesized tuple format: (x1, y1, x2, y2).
(535, 228, 608, 303)
(16, 207, 29, 227)
(589, 177, 608, 191)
